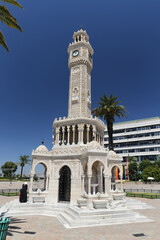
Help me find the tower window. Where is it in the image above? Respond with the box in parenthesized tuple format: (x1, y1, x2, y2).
(76, 37, 78, 42)
(79, 36, 81, 41)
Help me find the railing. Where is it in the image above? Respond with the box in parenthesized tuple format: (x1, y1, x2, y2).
(124, 188, 160, 194)
(0, 189, 20, 196)
(0, 188, 46, 196)
(126, 192, 160, 199)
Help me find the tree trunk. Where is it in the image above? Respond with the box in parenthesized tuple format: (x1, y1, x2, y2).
(107, 119, 114, 150)
(20, 166, 23, 178)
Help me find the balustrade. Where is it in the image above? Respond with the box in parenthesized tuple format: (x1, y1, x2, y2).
(54, 124, 103, 146)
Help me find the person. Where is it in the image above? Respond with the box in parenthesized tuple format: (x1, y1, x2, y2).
(19, 182, 28, 203)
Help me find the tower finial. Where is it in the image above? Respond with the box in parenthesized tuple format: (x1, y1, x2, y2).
(80, 25, 83, 30)
(41, 139, 44, 145)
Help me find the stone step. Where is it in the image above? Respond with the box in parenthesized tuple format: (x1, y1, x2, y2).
(58, 210, 151, 228)
(0, 199, 154, 229)
(65, 207, 135, 222)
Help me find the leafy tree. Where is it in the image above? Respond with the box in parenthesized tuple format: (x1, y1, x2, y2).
(153, 160, 160, 168)
(17, 155, 31, 178)
(1, 161, 17, 178)
(139, 159, 152, 172)
(128, 157, 140, 181)
(0, 0, 23, 52)
(142, 166, 160, 182)
(92, 94, 127, 150)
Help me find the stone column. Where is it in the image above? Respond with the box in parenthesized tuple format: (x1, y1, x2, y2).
(100, 166, 103, 193)
(30, 174, 34, 192)
(45, 175, 50, 191)
(92, 125, 96, 141)
(78, 125, 83, 144)
(56, 127, 59, 145)
(102, 134, 104, 146)
(100, 135, 102, 145)
(81, 174, 85, 194)
(104, 175, 110, 196)
(67, 126, 70, 145)
(120, 175, 123, 191)
(97, 174, 101, 193)
(72, 125, 75, 144)
(87, 174, 92, 195)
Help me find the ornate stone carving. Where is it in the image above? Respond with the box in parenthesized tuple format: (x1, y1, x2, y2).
(107, 150, 122, 160)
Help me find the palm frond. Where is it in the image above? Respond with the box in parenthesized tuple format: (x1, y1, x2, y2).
(0, 5, 16, 19)
(0, 30, 8, 51)
(0, 0, 23, 9)
(0, 5, 23, 31)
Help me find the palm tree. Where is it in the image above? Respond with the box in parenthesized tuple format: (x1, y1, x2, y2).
(18, 155, 31, 178)
(0, 0, 23, 52)
(92, 94, 127, 151)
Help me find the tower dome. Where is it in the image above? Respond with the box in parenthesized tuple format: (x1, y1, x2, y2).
(34, 141, 49, 154)
(35, 144, 49, 154)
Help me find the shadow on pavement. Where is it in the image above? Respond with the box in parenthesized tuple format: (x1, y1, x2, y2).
(6, 217, 34, 237)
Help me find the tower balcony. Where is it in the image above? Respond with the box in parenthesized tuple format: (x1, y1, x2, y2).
(53, 116, 105, 147)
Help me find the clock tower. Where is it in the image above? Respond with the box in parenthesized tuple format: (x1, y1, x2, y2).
(67, 29, 94, 118)
(30, 29, 123, 205)
(53, 29, 105, 147)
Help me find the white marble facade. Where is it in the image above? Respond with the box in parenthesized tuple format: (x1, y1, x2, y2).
(29, 29, 123, 204)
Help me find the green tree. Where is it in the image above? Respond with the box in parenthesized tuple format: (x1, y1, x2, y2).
(0, 0, 23, 52)
(92, 94, 127, 150)
(153, 160, 160, 168)
(139, 159, 152, 172)
(128, 157, 140, 181)
(1, 161, 17, 178)
(142, 165, 160, 182)
(17, 155, 31, 178)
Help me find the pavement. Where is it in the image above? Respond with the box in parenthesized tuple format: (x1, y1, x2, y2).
(0, 196, 159, 240)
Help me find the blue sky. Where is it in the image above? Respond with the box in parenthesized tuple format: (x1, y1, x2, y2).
(0, 0, 160, 174)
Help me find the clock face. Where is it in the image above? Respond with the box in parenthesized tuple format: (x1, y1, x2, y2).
(72, 50, 79, 57)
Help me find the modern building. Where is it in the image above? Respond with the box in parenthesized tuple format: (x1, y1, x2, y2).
(104, 117, 160, 163)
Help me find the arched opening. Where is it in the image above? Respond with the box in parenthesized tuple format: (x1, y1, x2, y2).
(83, 124, 87, 144)
(111, 166, 120, 190)
(58, 165, 71, 202)
(89, 125, 93, 142)
(64, 126, 68, 145)
(69, 126, 73, 145)
(33, 163, 47, 192)
(91, 161, 105, 194)
(59, 127, 63, 145)
(75, 125, 78, 144)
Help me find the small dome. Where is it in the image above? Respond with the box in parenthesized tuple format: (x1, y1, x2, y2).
(35, 144, 49, 154)
(108, 150, 117, 156)
(107, 150, 122, 160)
(86, 140, 104, 151)
(87, 140, 101, 148)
